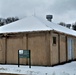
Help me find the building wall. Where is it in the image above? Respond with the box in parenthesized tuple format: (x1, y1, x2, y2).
(60, 35, 66, 63)
(1, 32, 50, 66)
(0, 37, 5, 63)
(50, 33, 67, 65)
(6, 35, 27, 64)
(28, 32, 50, 66)
(0, 31, 76, 66)
(50, 33, 59, 65)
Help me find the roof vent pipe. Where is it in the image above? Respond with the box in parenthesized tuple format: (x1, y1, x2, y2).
(46, 15, 53, 22)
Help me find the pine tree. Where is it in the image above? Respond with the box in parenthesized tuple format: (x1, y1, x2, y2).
(72, 22, 76, 31)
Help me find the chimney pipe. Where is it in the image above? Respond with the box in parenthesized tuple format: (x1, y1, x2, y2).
(46, 15, 53, 22)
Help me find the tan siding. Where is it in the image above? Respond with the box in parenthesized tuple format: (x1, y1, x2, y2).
(51, 33, 59, 65)
(0, 31, 76, 66)
(0, 51, 3, 63)
(28, 32, 50, 66)
(7, 35, 27, 64)
(45, 32, 50, 66)
(7, 37, 22, 64)
(0, 38, 2, 51)
(60, 35, 66, 62)
(0, 38, 5, 63)
(21, 35, 28, 64)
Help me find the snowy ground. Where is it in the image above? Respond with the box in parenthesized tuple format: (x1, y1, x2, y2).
(0, 61, 76, 75)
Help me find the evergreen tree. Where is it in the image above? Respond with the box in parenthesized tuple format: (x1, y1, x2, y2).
(72, 22, 76, 31)
(0, 17, 19, 27)
(59, 22, 66, 26)
(0, 18, 4, 26)
(66, 24, 71, 29)
(59, 22, 71, 29)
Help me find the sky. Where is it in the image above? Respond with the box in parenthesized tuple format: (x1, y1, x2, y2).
(0, 0, 76, 24)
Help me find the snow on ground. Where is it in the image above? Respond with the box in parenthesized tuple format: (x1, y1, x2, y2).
(0, 61, 76, 75)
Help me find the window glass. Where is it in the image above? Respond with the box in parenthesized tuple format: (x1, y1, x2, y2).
(53, 37, 56, 44)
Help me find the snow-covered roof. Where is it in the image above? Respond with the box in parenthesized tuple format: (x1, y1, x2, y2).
(0, 16, 76, 36)
(39, 17, 76, 36)
(0, 16, 51, 33)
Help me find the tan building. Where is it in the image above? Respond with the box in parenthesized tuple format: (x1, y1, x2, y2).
(0, 16, 76, 66)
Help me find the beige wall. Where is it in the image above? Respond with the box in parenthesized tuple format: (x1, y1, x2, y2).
(0, 38, 3, 62)
(6, 35, 27, 64)
(50, 33, 59, 65)
(28, 32, 50, 66)
(0, 32, 50, 66)
(5, 32, 50, 66)
(60, 35, 66, 62)
(0, 37, 5, 63)
(0, 31, 76, 66)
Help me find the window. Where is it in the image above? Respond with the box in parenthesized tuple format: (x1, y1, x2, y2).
(53, 37, 56, 44)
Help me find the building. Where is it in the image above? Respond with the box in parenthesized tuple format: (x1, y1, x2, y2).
(0, 16, 76, 66)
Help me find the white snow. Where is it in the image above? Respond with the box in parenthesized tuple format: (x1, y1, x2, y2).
(37, 16, 76, 36)
(0, 61, 76, 75)
(0, 16, 76, 37)
(0, 16, 51, 33)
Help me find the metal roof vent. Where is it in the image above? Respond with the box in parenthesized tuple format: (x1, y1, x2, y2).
(46, 15, 53, 22)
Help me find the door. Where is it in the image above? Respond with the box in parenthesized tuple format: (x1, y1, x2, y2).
(67, 38, 74, 60)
